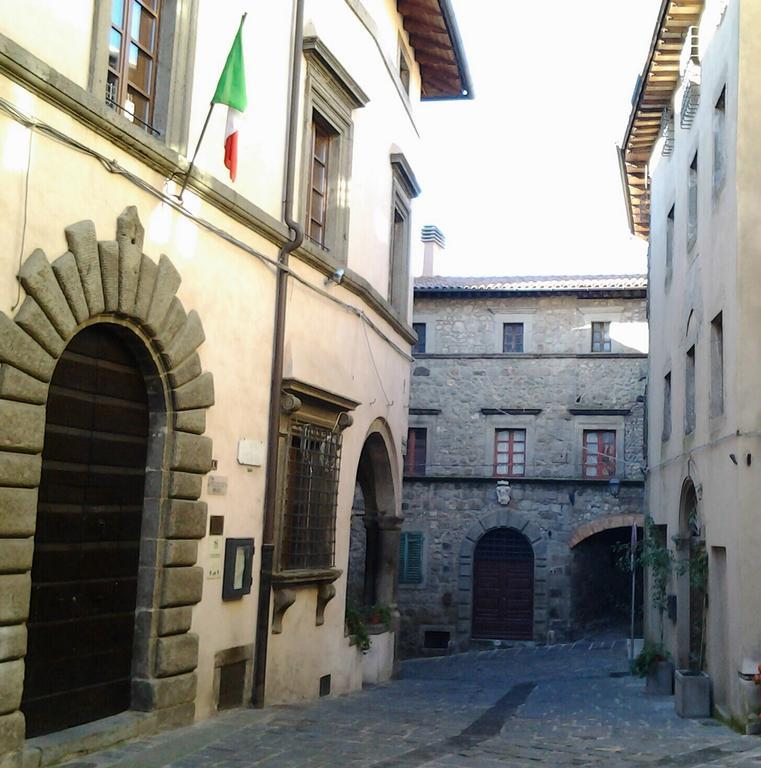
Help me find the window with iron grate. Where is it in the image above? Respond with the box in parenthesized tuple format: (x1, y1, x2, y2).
(281, 422, 342, 570)
(399, 532, 424, 585)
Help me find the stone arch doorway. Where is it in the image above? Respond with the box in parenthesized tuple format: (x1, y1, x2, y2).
(0, 208, 214, 759)
(457, 511, 547, 649)
(472, 528, 534, 640)
(677, 478, 706, 670)
(347, 424, 401, 613)
(23, 324, 153, 736)
(570, 522, 643, 638)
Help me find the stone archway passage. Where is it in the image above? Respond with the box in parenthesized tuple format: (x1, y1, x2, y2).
(0, 207, 215, 764)
(23, 325, 150, 737)
(472, 528, 534, 640)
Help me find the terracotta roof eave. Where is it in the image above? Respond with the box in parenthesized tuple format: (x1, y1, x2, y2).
(421, 0, 473, 101)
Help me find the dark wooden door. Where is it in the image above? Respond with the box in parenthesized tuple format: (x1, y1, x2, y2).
(472, 528, 534, 640)
(22, 325, 149, 737)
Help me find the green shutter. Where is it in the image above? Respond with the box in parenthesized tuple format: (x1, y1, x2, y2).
(399, 532, 423, 584)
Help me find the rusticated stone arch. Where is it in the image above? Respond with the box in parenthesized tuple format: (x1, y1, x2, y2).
(568, 514, 645, 549)
(456, 510, 547, 650)
(0, 207, 214, 760)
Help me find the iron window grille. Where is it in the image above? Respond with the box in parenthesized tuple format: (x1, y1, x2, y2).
(281, 422, 341, 570)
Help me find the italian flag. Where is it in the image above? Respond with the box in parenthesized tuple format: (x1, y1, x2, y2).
(212, 18, 247, 182)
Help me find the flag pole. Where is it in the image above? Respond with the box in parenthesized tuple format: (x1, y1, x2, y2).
(177, 104, 214, 202)
(177, 12, 247, 203)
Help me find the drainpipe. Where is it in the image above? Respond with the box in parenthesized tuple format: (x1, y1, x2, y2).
(253, 0, 304, 708)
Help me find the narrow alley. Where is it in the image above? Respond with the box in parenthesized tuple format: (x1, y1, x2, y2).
(51, 642, 757, 768)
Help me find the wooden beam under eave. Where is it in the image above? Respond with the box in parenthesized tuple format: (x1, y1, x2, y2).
(401, 15, 448, 35)
(415, 50, 457, 67)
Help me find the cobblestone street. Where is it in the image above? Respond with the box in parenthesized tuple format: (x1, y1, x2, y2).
(54, 640, 761, 768)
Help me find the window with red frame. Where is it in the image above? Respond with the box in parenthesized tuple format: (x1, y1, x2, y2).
(405, 428, 427, 475)
(494, 429, 526, 477)
(582, 430, 616, 478)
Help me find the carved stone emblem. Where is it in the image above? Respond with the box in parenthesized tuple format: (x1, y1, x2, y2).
(496, 480, 511, 506)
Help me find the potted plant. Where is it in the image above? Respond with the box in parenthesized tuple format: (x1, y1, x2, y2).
(674, 541, 710, 718)
(365, 604, 391, 627)
(633, 641, 673, 695)
(345, 605, 370, 652)
(618, 517, 675, 694)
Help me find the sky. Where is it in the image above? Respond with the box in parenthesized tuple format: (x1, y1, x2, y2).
(413, 0, 663, 278)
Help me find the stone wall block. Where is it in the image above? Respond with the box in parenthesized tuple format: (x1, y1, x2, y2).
(0, 539, 33, 574)
(173, 373, 214, 411)
(169, 432, 212, 475)
(167, 353, 201, 390)
(173, 409, 206, 435)
(156, 298, 187, 350)
(157, 606, 193, 636)
(0, 626, 26, 662)
(161, 540, 199, 567)
(163, 311, 205, 370)
(168, 472, 203, 501)
(163, 499, 207, 539)
(51, 252, 89, 325)
(0, 488, 38, 536)
(153, 702, 195, 730)
(0, 711, 24, 758)
(134, 255, 158, 323)
(17, 249, 76, 338)
(0, 401, 45, 454)
(0, 660, 23, 715)
(65, 220, 105, 315)
(0, 453, 41, 490)
(133, 672, 197, 710)
(159, 567, 204, 608)
(98, 240, 119, 312)
(145, 255, 182, 334)
(14, 298, 64, 357)
(0, 314, 55, 382)
(0, 575, 30, 624)
(0, 366, 47, 406)
(154, 633, 199, 677)
(117, 206, 144, 315)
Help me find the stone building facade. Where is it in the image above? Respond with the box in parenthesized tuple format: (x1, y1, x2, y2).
(619, 0, 761, 725)
(399, 275, 648, 657)
(0, 2, 471, 765)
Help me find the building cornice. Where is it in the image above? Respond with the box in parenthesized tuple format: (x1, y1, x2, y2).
(0, 33, 416, 346)
(619, 0, 705, 239)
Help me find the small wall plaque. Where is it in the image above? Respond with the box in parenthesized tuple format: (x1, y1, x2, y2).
(237, 438, 264, 467)
(207, 535, 223, 580)
(208, 475, 228, 496)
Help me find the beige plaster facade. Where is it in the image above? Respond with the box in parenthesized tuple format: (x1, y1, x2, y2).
(623, 0, 761, 726)
(0, 1, 470, 764)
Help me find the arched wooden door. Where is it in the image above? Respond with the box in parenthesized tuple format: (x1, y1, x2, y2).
(22, 325, 150, 737)
(472, 528, 534, 640)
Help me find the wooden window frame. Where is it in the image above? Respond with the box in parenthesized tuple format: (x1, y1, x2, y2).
(106, 0, 162, 133)
(307, 116, 333, 249)
(405, 427, 427, 476)
(493, 428, 526, 478)
(582, 430, 616, 478)
(90, 0, 199, 151)
(301, 37, 368, 265)
(591, 321, 612, 352)
(412, 322, 426, 355)
(502, 322, 524, 353)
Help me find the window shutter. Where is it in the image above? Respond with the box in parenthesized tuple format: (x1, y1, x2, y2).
(399, 532, 423, 584)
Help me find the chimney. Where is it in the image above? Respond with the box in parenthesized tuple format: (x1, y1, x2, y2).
(421, 225, 445, 277)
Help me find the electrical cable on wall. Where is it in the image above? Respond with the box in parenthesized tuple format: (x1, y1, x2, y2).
(0, 96, 413, 365)
(10, 125, 32, 311)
